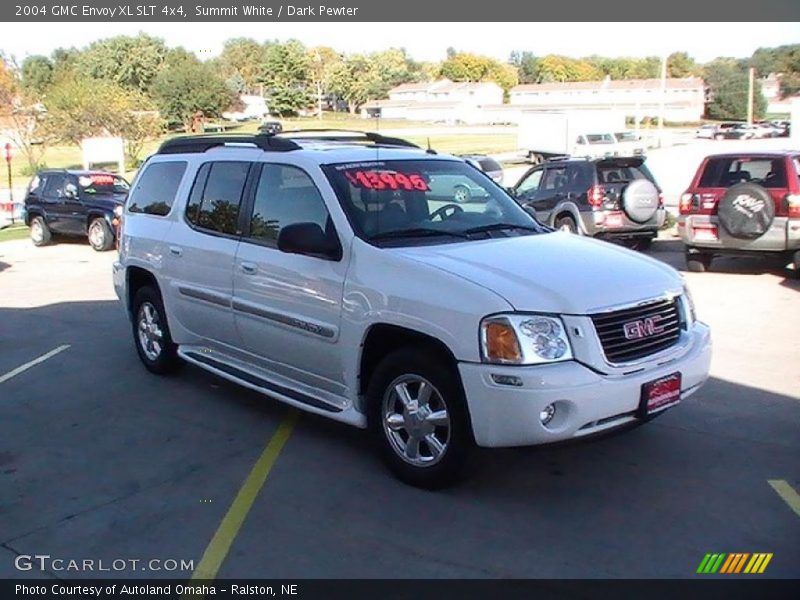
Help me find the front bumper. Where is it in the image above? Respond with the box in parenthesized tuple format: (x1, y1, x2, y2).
(459, 322, 711, 447)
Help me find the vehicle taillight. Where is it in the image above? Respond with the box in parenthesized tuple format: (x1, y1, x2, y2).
(658, 193, 664, 208)
(787, 194, 800, 218)
(588, 184, 605, 207)
(679, 192, 698, 215)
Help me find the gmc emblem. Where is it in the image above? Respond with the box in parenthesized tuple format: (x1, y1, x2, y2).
(623, 316, 665, 340)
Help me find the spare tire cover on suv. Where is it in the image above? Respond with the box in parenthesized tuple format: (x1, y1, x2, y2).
(621, 179, 659, 224)
(717, 182, 775, 240)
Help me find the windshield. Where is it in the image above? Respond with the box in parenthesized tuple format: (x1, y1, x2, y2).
(78, 174, 130, 195)
(614, 132, 638, 142)
(322, 159, 544, 245)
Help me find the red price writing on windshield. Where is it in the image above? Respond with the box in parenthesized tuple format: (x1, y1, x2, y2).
(344, 170, 429, 191)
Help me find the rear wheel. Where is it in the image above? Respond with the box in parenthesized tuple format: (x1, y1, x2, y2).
(554, 215, 578, 234)
(132, 285, 182, 375)
(30, 216, 51, 246)
(453, 184, 472, 204)
(686, 250, 713, 272)
(88, 218, 114, 252)
(366, 347, 473, 489)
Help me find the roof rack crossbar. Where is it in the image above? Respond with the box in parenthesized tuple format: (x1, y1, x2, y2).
(157, 134, 301, 155)
(274, 129, 420, 149)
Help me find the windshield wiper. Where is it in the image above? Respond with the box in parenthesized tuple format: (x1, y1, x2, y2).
(370, 228, 469, 241)
(464, 223, 540, 235)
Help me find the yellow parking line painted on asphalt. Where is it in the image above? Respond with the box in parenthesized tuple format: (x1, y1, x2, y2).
(189, 409, 299, 582)
(768, 480, 800, 519)
(0, 344, 70, 385)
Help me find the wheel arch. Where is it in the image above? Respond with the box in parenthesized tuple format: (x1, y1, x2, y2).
(126, 266, 161, 320)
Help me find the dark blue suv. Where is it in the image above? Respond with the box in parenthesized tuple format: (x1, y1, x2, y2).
(24, 170, 129, 251)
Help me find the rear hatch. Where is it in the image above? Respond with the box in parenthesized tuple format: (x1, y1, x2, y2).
(686, 155, 791, 217)
(594, 157, 660, 211)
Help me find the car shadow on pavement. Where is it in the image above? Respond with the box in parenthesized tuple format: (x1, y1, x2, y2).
(0, 261, 9, 273)
(646, 237, 800, 286)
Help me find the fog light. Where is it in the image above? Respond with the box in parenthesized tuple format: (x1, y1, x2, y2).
(540, 403, 556, 426)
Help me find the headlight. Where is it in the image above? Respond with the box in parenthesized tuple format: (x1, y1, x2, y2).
(114, 205, 123, 218)
(481, 314, 573, 365)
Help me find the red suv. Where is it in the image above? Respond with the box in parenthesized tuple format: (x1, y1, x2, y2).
(678, 152, 800, 277)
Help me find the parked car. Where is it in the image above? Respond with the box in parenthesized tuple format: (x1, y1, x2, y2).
(460, 154, 504, 185)
(511, 156, 665, 250)
(714, 123, 757, 140)
(114, 132, 711, 488)
(770, 120, 791, 137)
(678, 151, 800, 276)
(696, 124, 718, 139)
(24, 169, 129, 251)
(258, 120, 283, 135)
(613, 131, 646, 155)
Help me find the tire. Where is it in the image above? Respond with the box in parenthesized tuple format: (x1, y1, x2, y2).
(366, 347, 474, 489)
(453, 184, 472, 204)
(717, 182, 775, 240)
(88, 217, 114, 252)
(791, 250, 800, 280)
(29, 216, 52, 247)
(554, 215, 578, 234)
(686, 250, 713, 272)
(621, 179, 659, 224)
(714, 134, 725, 141)
(131, 285, 182, 375)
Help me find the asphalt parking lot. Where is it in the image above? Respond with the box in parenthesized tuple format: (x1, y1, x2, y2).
(0, 234, 798, 580)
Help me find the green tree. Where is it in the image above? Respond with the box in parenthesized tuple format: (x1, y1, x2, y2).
(260, 40, 311, 116)
(440, 51, 519, 93)
(151, 55, 238, 130)
(668, 52, 699, 77)
(20, 55, 53, 95)
(1, 55, 48, 171)
(704, 58, 766, 120)
(77, 34, 168, 94)
(217, 38, 266, 94)
(328, 54, 373, 114)
(511, 51, 542, 84)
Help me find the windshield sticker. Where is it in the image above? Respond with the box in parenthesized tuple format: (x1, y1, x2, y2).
(334, 161, 386, 171)
(344, 170, 429, 191)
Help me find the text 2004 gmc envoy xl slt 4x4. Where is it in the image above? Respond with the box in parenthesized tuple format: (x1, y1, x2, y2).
(113, 132, 711, 488)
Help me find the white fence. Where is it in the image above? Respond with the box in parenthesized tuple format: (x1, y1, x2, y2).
(0, 187, 26, 227)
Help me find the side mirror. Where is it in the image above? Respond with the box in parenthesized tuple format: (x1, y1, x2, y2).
(64, 183, 79, 199)
(277, 222, 341, 260)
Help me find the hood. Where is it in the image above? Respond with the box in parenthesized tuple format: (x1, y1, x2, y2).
(391, 232, 683, 314)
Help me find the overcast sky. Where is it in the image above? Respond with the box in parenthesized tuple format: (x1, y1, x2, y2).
(2, 22, 799, 63)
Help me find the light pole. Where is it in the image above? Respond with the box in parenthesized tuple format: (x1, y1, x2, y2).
(314, 49, 323, 121)
(4, 143, 13, 225)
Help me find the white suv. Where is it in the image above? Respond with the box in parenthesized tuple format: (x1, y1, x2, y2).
(113, 132, 712, 488)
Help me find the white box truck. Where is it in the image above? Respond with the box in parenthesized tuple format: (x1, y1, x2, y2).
(518, 110, 627, 163)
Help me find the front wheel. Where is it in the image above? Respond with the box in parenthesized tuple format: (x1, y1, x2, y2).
(366, 347, 474, 489)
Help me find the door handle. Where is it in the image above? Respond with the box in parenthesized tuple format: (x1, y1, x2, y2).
(168, 245, 183, 257)
(240, 262, 257, 274)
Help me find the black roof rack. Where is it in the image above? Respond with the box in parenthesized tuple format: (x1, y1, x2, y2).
(157, 134, 301, 155)
(274, 129, 420, 149)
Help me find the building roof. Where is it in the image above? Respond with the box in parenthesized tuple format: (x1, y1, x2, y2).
(389, 79, 502, 95)
(511, 77, 705, 94)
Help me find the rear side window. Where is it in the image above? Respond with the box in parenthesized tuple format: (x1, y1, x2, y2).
(248, 164, 330, 244)
(42, 174, 65, 197)
(185, 161, 250, 235)
(698, 157, 788, 189)
(128, 161, 187, 216)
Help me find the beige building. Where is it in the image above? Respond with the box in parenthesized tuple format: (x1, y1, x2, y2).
(360, 79, 504, 123)
(508, 77, 706, 122)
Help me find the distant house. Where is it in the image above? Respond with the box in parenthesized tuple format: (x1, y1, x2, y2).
(360, 79, 504, 123)
(760, 73, 792, 115)
(222, 95, 269, 121)
(508, 77, 706, 122)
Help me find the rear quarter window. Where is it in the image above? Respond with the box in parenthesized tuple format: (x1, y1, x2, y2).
(127, 161, 188, 216)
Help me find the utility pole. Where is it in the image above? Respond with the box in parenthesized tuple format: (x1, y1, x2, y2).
(747, 67, 755, 125)
(4, 143, 12, 225)
(658, 54, 667, 147)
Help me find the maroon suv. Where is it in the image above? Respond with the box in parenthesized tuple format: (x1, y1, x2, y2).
(678, 151, 800, 277)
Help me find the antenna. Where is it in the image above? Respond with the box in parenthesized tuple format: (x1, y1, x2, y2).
(426, 137, 437, 155)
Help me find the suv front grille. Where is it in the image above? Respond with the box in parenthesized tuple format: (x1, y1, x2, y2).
(590, 297, 681, 364)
